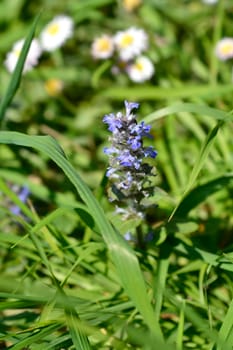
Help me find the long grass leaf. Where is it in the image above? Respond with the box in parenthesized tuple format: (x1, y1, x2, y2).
(0, 131, 163, 339)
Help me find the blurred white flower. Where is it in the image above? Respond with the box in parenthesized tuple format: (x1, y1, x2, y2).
(91, 34, 114, 59)
(215, 38, 233, 61)
(127, 56, 155, 83)
(40, 15, 74, 52)
(202, 0, 218, 4)
(4, 38, 42, 73)
(114, 27, 148, 61)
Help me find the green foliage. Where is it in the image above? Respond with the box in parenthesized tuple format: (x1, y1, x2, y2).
(0, 0, 233, 349)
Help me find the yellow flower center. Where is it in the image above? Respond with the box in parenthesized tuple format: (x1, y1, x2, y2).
(47, 23, 60, 36)
(120, 34, 134, 48)
(14, 49, 21, 58)
(123, 0, 141, 12)
(135, 62, 144, 71)
(220, 43, 233, 55)
(96, 38, 111, 52)
(44, 79, 63, 96)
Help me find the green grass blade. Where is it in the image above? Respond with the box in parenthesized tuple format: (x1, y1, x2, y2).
(169, 121, 223, 220)
(0, 131, 163, 340)
(143, 102, 233, 124)
(164, 115, 188, 189)
(66, 309, 92, 350)
(176, 301, 185, 350)
(100, 85, 233, 101)
(216, 298, 233, 350)
(9, 323, 61, 350)
(154, 244, 170, 322)
(0, 13, 41, 124)
(156, 138, 180, 193)
(175, 173, 233, 216)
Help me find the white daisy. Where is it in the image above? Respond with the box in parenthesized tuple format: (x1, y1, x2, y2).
(91, 34, 114, 59)
(40, 15, 74, 52)
(127, 56, 155, 83)
(4, 38, 42, 73)
(215, 38, 233, 61)
(114, 27, 148, 61)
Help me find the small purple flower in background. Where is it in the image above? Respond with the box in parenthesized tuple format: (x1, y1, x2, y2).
(103, 101, 157, 219)
(10, 186, 30, 216)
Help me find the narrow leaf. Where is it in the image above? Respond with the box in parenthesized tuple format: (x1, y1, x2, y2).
(0, 13, 41, 123)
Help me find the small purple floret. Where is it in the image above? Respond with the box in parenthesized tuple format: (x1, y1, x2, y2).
(103, 113, 123, 132)
(144, 146, 158, 158)
(124, 100, 139, 118)
(127, 136, 142, 150)
(10, 186, 30, 216)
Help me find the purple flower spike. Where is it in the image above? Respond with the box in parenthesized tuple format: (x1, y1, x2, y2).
(103, 101, 158, 219)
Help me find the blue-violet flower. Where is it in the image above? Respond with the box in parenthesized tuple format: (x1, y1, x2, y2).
(103, 100, 157, 219)
(10, 185, 30, 216)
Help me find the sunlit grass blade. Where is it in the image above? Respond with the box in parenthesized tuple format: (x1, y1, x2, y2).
(0, 131, 163, 340)
(0, 13, 41, 124)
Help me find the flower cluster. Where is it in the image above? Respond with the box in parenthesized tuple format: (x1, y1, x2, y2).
(4, 15, 74, 73)
(91, 27, 155, 83)
(215, 38, 233, 61)
(103, 101, 157, 219)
